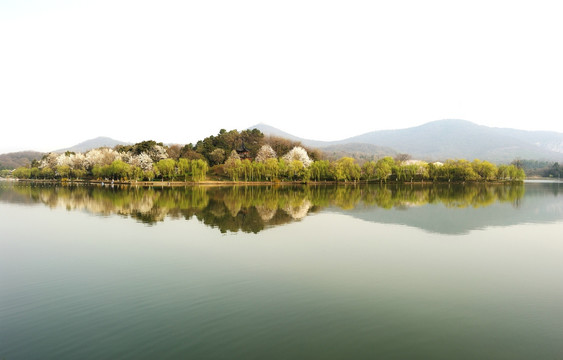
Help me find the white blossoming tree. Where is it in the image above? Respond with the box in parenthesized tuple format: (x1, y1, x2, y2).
(255, 145, 277, 163)
(39, 153, 59, 169)
(120, 152, 133, 164)
(70, 153, 87, 170)
(129, 152, 154, 172)
(148, 145, 169, 162)
(56, 153, 73, 167)
(282, 146, 312, 168)
(85, 148, 122, 169)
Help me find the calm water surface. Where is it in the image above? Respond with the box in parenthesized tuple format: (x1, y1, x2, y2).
(1, 182, 562, 359)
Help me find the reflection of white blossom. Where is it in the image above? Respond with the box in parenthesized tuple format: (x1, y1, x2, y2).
(224, 199, 241, 217)
(255, 205, 277, 221)
(39, 191, 160, 218)
(282, 146, 312, 167)
(283, 199, 312, 220)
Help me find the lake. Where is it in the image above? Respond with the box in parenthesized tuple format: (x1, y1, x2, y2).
(1, 181, 562, 359)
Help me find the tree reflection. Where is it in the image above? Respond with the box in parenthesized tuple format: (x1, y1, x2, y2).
(2, 183, 526, 233)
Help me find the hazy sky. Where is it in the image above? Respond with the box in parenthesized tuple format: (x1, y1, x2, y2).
(1, 0, 562, 153)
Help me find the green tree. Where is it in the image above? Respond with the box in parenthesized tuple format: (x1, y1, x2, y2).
(71, 168, 87, 180)
(265, 158, 280, 181)
(506, 165, 525, 181)
(191, 159, 208, 181)
(224, 157, 242, 181)
(329, 161, 344, 181)
(41, 167, 55, 179)
(131, 140, 158, 155)
(241, 159, 253, 181)
(30, 167, 40, 179)
(131, 166, 144, 181)
(287, 160, 305, 181)
(394, 164, 406, 182)
(278, 159, 288, 180)
(13, 167, 31, 179)
(253, 161, 265, 181)
(428, 163, 443, 182)
(457, 160, 479, 181)
(178, 158, 191, 181)
(334, 157, 361, 182)
(143, 170, 156, 181)
(209, 148, 226, 165)
(56, 165, 70, 179)
(179, 144, 204, 160)
(92, 165, 104, 179)
(310, 160, 330, 181)
(109, 160, 131, 180)
(156, 159, 177, 180)
(362, 161, 376, 181)
(375, 157, 394, 182)
(472, 159, 498, 181)
(444, 159, 478, 182)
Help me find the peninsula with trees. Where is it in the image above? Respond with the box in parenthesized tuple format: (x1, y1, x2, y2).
(5, 128, 526, 183)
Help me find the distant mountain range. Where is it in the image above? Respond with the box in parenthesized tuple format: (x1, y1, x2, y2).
(55, 136, 130, 153)
(251, 119, 563, 163)
(2, 120, 563, 170)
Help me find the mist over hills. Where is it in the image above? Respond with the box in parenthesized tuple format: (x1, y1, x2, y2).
(55, 136, 130, 153)
(251, 119, 563, 163)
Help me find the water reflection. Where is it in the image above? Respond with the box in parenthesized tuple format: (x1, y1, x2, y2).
(4, 182, 559, 235)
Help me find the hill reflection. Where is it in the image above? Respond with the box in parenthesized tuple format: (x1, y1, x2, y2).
(0, 183, 533, 233)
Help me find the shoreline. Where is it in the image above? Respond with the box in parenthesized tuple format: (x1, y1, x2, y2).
(10, 178, 525, 187)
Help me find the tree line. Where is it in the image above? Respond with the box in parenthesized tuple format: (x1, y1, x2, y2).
(7, 129, 525, 183)
(217, 154, 524, 182)
(516, 159, 561, 179)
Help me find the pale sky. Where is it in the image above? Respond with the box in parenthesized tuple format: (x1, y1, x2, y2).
(1, 0, 562, 153)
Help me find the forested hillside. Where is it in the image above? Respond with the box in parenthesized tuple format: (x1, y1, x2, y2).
(0, 151, 44, 170)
